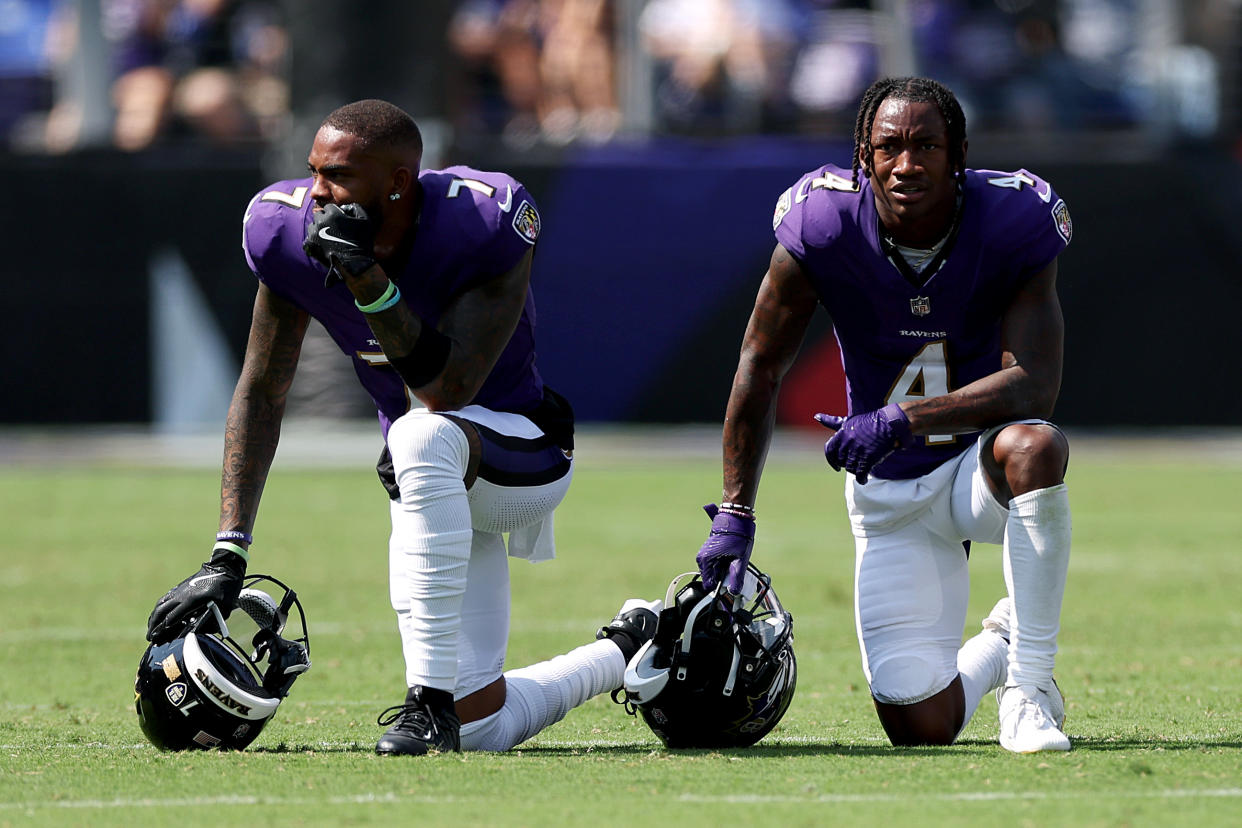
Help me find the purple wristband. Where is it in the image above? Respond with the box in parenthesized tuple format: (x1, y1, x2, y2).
(215, 530, 253, 545)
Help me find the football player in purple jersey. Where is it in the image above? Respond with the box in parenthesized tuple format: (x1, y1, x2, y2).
(697, 77, 1074, 753)
(146, 99, 660, 756)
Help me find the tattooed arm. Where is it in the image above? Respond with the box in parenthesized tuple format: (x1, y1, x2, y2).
(721, 244, 820, 507)
(900, 260, 1063, 435)
(342, 247, 534, 411)
(219, 282, 310, 543)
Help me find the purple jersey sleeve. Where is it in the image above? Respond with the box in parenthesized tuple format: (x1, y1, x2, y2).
(417, 166, 540, 293)
(242, 177, 322, 298)
(969, 167, 1071, 278)
(772, 164, 860, 262)
(772, 164, 1070, 480)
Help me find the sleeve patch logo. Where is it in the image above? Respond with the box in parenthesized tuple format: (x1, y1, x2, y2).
(1052, 198, 1072, 244)
(773, 188, 792, 230)
(512, 200, 541, 244)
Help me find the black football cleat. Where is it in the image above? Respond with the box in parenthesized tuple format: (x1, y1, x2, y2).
(596, 599, 663, 663)
(375, 685, 461, 756)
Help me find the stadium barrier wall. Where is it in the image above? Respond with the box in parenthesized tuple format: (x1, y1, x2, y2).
(3, 141, 1239, 427)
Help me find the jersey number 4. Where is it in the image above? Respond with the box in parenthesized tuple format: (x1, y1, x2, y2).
(887, 341, 955, 445)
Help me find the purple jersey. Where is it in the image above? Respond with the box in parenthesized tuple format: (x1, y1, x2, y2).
(774, 165, 1071, 480)
(241, 165, 545, 438)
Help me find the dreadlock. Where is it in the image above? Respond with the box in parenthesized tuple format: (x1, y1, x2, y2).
(321, 99, 423, 158)
(850, 77, 966, 186)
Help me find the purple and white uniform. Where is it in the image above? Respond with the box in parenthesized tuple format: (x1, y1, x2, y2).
(242, 165, 546, 440)
(774, 164, 1075, 715)
(773, 165, 1071, 480)
(242, 166, 581, 716)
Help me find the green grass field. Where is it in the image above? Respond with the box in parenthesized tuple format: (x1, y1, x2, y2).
(2, 427, 1240, 827)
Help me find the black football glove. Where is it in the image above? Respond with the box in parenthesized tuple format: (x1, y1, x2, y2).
(146, 547, 247, 643)
(303, 203, 378, 286)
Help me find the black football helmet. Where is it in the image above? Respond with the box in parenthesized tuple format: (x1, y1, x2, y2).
(616, 564, 796, 748)
(134, 574, 311, 751)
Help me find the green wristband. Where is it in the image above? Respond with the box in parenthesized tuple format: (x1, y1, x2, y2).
(355, 282, 401, 313)
(212, 541, 249, 562)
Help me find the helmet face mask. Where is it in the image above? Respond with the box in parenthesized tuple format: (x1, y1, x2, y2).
(620, 565, 796, 749)
(134, 575, 311, 751)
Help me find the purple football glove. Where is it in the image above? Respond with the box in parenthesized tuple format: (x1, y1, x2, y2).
(696, 503, 755, 594)
(814, 403, 913, 484)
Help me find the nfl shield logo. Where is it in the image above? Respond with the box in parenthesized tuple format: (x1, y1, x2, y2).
(165, 682, 187, 706)
(910, 296, 931, 317)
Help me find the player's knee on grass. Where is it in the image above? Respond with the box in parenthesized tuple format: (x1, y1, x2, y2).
(871, 656, 962, 746)
(869, 654, 944, 706)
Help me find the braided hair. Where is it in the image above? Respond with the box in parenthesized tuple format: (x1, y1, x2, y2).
(850, 77, 966, 186)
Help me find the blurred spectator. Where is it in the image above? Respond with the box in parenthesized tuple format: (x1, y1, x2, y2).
(785, 0, 878, 133)
(910, 0, 1139, 131)
(448, 0, 620, 146)
(0, 0, 57, 148)
(639, 0, 801, 135)
(103, 0, 288, 151)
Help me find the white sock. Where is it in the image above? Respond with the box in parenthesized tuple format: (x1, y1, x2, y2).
(387, 413, 474, 692)
(1002, 484, 1072, 689)
(459, 640, 625, 751)
(955, 629, 1008, 736)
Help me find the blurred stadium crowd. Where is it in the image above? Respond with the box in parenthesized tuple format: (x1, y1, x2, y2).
(2, 0, 1237, 154)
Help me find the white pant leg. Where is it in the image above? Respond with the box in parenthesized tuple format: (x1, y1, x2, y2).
(850, 442, 1003, 715)
(387, 411, 473, 692)
(453, 531, 510, 697)
(853, 517, 969, 705)
(459, 640, 626, 752)
(388, 405, 573, 695)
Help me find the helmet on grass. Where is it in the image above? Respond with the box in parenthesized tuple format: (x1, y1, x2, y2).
(134, 574, 311, 750)
(617, 564, 795, 748)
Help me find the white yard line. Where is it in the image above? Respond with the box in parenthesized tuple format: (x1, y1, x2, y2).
(2, 788, 1240, 811)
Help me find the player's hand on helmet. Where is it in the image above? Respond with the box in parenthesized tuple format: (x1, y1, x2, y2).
(695, 503, 755, 594)
(814, 403, 913, 484)
(302, 202, 378, 286)
(146, 547, 248, 643)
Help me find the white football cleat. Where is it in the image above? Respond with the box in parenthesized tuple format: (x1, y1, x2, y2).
(998, 684, 1070, 753)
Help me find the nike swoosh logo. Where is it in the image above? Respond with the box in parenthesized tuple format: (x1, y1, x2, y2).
(188, 573, 224, 587)
(497, 185, 513, 213)
(317, 226, 357, 246)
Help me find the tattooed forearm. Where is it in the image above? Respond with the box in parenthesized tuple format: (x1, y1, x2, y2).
(346, 250, 531, 412)
(342, 266, 425, 362)
(220, 391, 285, 534)
(363, 301, 425, 363)
(902, 364, 1048, 435)
(219, 286, 306, 537)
